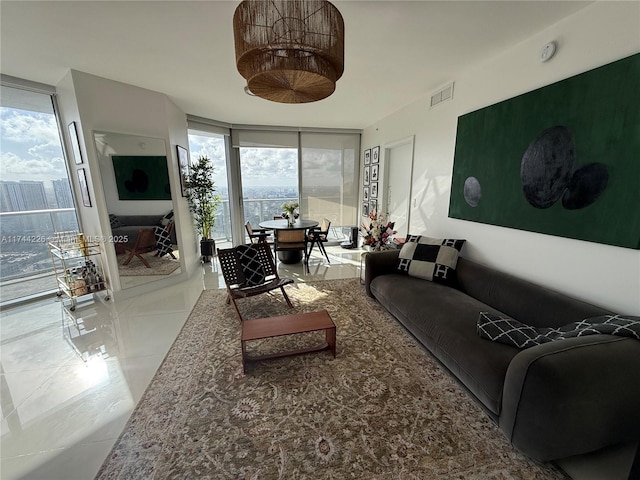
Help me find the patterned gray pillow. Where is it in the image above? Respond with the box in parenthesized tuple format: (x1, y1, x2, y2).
(477, 312, 640, 349)
(109, 214, 122, 229)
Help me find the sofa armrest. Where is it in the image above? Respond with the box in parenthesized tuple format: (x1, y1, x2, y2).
(499, 335, 640, 461)
(364, 249, 400, 297)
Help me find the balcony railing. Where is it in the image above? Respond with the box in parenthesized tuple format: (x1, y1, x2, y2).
(0, 208, 79, 304)
(212, 197, 349, 244)
(1, 198, 351, 304)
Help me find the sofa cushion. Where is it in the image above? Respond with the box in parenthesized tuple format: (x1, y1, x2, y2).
(397, 235, 465, 285)
(369, 273, 518, 416)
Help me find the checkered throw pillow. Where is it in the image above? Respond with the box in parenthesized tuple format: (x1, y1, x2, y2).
(236, 244, 266, 287)
(477, 312, 640, 349)
(397, 235, 465, 285)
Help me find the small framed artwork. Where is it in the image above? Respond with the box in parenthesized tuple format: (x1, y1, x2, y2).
(362, 202, 369, 217)
(372, 146, 380, 164)
(364, 149, 371, 165)
(371, 182, 378, 199)
(77, 168, 91, 207)
(68, 121, 83, 165)
(371, 164, 379, 182)
(363, 186, 370, 202)
(176, 145, 190, 197)
(369, 199, 378, 213)
(364, 165, 370, 185)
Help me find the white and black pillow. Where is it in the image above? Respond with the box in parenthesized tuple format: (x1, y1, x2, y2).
(397, 235, 465, 285)
(109, 214, 123, 229)
(236, 244, 266, 287)
(154, 225, 173, 257)
(477, 312, 640, 349)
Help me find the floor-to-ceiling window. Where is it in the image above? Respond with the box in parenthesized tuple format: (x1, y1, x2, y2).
(188, 122, 360, 246)
(187, 129, 231, 245)
(300, 132, 359, 242)
(0, 82, 80, 305)
(232, 130, 299, 235)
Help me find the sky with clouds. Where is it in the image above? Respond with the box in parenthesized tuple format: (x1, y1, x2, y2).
(0, 107, 353, 201)
(0, 108, 67, 184)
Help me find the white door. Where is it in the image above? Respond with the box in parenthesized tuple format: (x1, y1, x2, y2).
(385, 140, 413, 239)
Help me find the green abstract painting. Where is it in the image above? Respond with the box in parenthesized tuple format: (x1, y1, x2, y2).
(112, 155, 171, 201)
(449, 53, 640, 249)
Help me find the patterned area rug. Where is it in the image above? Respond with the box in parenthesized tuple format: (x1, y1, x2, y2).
(117, 252, 180, 276)
(96, 279, 566, 479)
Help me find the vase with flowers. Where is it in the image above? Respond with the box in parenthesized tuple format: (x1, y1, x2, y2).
(361, 211, 396, 251)
(282, 201, 300, 226)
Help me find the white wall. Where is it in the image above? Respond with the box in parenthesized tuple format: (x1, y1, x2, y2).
(361, 2, 640, 313)
(56, 70, 199, 295)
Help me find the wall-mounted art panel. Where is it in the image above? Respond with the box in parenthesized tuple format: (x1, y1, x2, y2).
(112, 155, 171, 200)
(448, 53, 640, 249)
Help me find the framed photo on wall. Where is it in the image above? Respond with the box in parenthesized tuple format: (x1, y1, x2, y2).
(372, 146, 380, 164)
(77, 168, 91, 207)
(364, 148, 371, 165)
(363, 186, 369, 202)
(362, 202, 369, 217)
(176, 145, 190, 197)
(68, 121, 83, 165)
(371, 164, 379, 182)
(369, 199, 378, 213)
(364, 165, 370, 185)
(371, 182, 378, 199)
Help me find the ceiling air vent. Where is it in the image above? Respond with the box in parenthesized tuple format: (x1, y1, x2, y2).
(430, 82, 454, 108)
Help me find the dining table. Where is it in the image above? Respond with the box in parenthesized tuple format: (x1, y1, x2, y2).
(259, 218, 319, 264)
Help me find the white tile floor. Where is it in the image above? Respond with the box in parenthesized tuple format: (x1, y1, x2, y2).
(0, 246, 362, 480)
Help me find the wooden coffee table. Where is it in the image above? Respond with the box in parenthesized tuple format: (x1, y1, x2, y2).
(241, 310, 336, 373)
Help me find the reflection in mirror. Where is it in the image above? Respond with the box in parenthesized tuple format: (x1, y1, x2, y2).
(93, 131, 181, 290)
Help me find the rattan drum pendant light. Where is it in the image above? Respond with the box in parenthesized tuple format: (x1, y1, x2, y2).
(233, 0, 344, 103)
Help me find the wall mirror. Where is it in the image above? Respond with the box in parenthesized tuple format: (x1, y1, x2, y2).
(93, 131, 182, 290)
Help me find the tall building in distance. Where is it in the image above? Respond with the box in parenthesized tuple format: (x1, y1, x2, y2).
(0, 180, 48, 212)
(52, 178, 74, 208)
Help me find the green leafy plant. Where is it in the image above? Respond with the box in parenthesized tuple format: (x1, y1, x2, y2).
(186, 156, 221, 239)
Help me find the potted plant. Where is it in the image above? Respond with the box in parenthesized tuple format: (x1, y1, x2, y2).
(185, 155, 222, 259)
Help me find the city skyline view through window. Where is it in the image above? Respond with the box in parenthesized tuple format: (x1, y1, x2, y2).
(0, 86, 79, 303)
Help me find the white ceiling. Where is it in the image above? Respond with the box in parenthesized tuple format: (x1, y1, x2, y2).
(0, 1, 593, 129)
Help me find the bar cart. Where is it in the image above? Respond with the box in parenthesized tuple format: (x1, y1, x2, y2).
(48, 231, 110, 310)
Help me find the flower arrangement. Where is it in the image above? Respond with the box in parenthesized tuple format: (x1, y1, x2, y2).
(361, 211, 396, 251)
(282, 201, 300, 225)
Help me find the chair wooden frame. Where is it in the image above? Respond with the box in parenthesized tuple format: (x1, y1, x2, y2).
(122, 228, 156, 268)
(217, 243, 294, 322)
(245, 221, 272, 244)
(306, 218, 331, 267)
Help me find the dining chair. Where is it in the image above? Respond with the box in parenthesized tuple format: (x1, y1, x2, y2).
(217, 242, 294, 322)
(273, 228, 308, 271)
(306, 218, 331, 266)
(245, 221, 272, 244)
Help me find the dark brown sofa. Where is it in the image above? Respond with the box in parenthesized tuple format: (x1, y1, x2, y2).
(365, 249, 640, 461)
